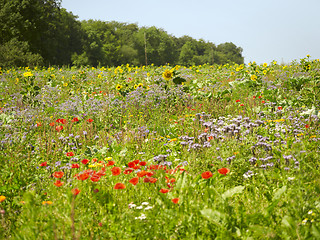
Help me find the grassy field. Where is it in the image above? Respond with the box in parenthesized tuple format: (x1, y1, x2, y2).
(0, 57, 320, 239)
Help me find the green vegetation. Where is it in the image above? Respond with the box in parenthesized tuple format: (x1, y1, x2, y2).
(0, 56, 320, 239)
(0, 0, 244, 67)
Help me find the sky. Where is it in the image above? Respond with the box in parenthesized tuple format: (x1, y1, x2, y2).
(61, 0, 320, 64)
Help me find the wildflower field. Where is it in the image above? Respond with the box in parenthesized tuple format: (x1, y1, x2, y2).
(1, 56, 320, 239)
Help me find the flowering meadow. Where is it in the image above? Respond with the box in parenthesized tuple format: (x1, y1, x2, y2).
(1, 56, 320, 239)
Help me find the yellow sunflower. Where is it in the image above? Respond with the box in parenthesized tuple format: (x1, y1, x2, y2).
(116, 84, 123, 91)
(250, 75, 257, 81)
(162, 69, 173, 80)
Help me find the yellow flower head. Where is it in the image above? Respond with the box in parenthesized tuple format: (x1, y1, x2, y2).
(116, 84, 123, 91)
(23, 72, 33, 77)
(251, 75, 257, 81)
(162, 69, 173, 80)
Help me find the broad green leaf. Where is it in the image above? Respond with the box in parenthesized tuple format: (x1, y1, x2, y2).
(273, 185, 287, 201)
(222, 185, 245, 200)
(200, 208, 224, 224)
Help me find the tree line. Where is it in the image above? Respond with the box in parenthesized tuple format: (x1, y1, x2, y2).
(0, 0, 244, 67)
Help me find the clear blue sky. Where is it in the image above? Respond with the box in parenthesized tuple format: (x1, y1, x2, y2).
(61, 0, 320, 64)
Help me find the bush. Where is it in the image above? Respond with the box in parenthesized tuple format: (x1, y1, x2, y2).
(0, 39, 43, 68)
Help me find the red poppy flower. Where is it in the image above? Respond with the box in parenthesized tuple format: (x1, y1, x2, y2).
(305, 124, 310, 128)
(92, 158, 98, 162)
(81, 159, 89, 165)
(91, 174, 100, 182)
(36, 122, 42, 127)
(107, 160, 115, 166)
(133, 165, 140, 170)
(129, 177, 139, 185)
(114, 183, 126, 189)
(253, 96, 256, 99)
(71, 117, 79, 122)
(236, 99, 240, 103)
(143, 177, 151, 183)
(111, 167, 121, 176)
(55, 125, 63, 132)
(133, 159, 140, 164)
(39, 162, 47, 167)
(124, 168, 134, 174)
(87, 118, 93, 123)
(258, 96, 262, 99)
(172, 198, 179, 204)
(96, 170, 106, 177)
(54, 180, 64, 187)
(218, 168, 230, 175)
(240, 104, 244, 106)
(278, 106, 283, 110)
(66, 152, 74, 157)
(77, 173, 89, 181)
(201, 171, 213, 179)
(56, 119, 67, 124)
(139, 161, 147, 166)
(71, 163, 80, 169)
(262, 100, 265, 104)
(53, 171, 64, 179)
(128, 162, 135, 168)
(71, 188, 80, 196)
(137, 170, 147, 178)
(49, 122, 55, 126)
(149, 177, 158, 183)
(146, 171, 154, 177)
(159, 188, 169, 193)
(166, 178, 176, 183)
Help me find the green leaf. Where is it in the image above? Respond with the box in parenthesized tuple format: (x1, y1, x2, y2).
(33, 86, 40, 91)
(172, 77, 186, 85)
(281, 215, 292, 228)
(200, 208, 225, 224)
(272, 185, 287, 201)
(222, 185, 245, 200)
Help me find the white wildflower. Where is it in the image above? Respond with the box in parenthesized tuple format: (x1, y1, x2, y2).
(135, 214, 146, 220)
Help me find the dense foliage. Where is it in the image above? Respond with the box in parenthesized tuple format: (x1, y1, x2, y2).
(0, 0, 244, 67)
(0, 56, 320, 239)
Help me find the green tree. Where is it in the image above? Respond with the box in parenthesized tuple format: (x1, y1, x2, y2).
(179, 41, 197, 66)
(216, 42, 244, 64)
(134, 27, 177, 65)
(0, 38, 43, 67)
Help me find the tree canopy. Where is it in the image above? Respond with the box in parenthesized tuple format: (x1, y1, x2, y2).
(0, 0, 244, 67)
